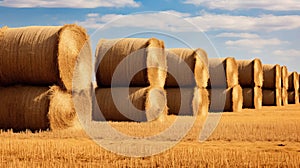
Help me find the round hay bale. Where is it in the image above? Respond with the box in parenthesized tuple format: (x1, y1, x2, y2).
(165, 48, 209, 88)
(262, 64, 281, 89)
(94, 87, 167, 122)
(288, 91, 299, 104)
(242, 86, 262, 109)
(281, 66, 289, 89)
(0, 85, 80, 131)
(165, 87, 209, 116)
(95, 38, 166, 87)
(208, 85, 243, 112)
(262, 88, 282, 106)
(0, 86, 50, 131)
(0, 25, 92, 91)
(288, 72, 299, 92)
(207, 57, 239, 88)
(236, 58, 263, 87)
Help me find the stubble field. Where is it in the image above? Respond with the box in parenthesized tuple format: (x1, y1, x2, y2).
(1, 104, 300, 167)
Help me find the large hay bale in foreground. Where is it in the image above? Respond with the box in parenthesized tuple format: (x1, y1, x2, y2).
(165, 48, 209, 88)
(242, 86, 262, 109)
(208, 85, 243, 112)
(0, 25, 92, 91)
(262, 64, 281, 89)
(165, 87, 209, 116)
(236, 59, 263, 87)
(207, 57, 239, 88)
(0, 86, 78, 131)
(262, 89, 281, 106)
(94, 87, 167, 122)
(95, 38, 166, 87)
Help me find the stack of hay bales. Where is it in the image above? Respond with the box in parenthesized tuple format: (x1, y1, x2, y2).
(164, 48, 209, 117)
(262, 64, 281, 106)
(236, 59, 263, 109)
(281, 66, 289, 106)
(0, 25, 92, 131)
(287, 72, 299, 104)
(94, 38, 168, 122)
(207, 57, 243, 112)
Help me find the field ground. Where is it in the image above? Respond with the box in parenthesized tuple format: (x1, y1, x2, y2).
(1, 104, 300, 167)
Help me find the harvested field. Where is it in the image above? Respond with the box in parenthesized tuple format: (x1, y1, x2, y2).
(0, 104, 300, 167)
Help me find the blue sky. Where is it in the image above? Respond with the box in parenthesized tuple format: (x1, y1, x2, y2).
(1, 0, 300, 72)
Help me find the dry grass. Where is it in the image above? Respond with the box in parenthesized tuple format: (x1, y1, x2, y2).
(1, 104, 300, 167)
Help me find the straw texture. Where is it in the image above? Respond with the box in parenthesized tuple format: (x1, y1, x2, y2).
(208, 85, 243, 112)
(166, 87, 209, 116)
(236, 59, 263, 87)
(165, 48, 209, 88)
(208, 57, 239, 88)
(0, 25, 92, 91)
(281, 66, 289, 89)
(242, 86, 262, 109)
(94, 87, 167, 122)
(0, 85, 78, 131)
(262, 89, 282, 106)
(95, 38, 166, 87)
(262, 64, 281, 89)
(288, 91, 299, 104)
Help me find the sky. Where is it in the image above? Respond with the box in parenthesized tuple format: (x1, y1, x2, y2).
(1, 0, 300, 72)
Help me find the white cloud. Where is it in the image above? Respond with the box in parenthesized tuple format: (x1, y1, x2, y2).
(225, 38, 287, 49)
(183, 0, 300, 11)
(87, 13, 100, 17)
(273, 49, 300, 57)
(187, 14, 300, 32)
(216, 33, 260, 39)
(79, 12, 300, 32)
(0, 0, 140, 8)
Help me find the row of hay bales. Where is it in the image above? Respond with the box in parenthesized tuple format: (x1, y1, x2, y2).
(1, 24, 300, 131)
(0, 25, 92, 131)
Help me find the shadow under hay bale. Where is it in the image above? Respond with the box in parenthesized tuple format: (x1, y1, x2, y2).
(95, 38, 166, 88)
(94, 87, 167, 122)
(0, 86, 79, 132)
(208, 85, 243, 112)
(165, 87, 209, 117)
(165, 48, 209, 88)
(236, 59, 263, 88)
(0, 25, 92, 92)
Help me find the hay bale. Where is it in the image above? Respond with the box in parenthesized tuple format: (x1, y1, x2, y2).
(288, 72, 299, 92)
(262, 64, 281, 89)
(236, 59, 263, 87)
(281, 88, 288, 106)
(242, 86, 262, 109)
(95, 38, 166, 87)
(288, 91, 299, 104)
(262, 89, 281, 106)
(0, 86, 78, 131)
(165, 48, 209, 88)
(94, 87, 167, 122)
(207, 57, 239, 88)
(208, 85, 243, 112)
(165, 87, 209, 116)
(0, 25, 92, 91)
(281, 66, 289, 89)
